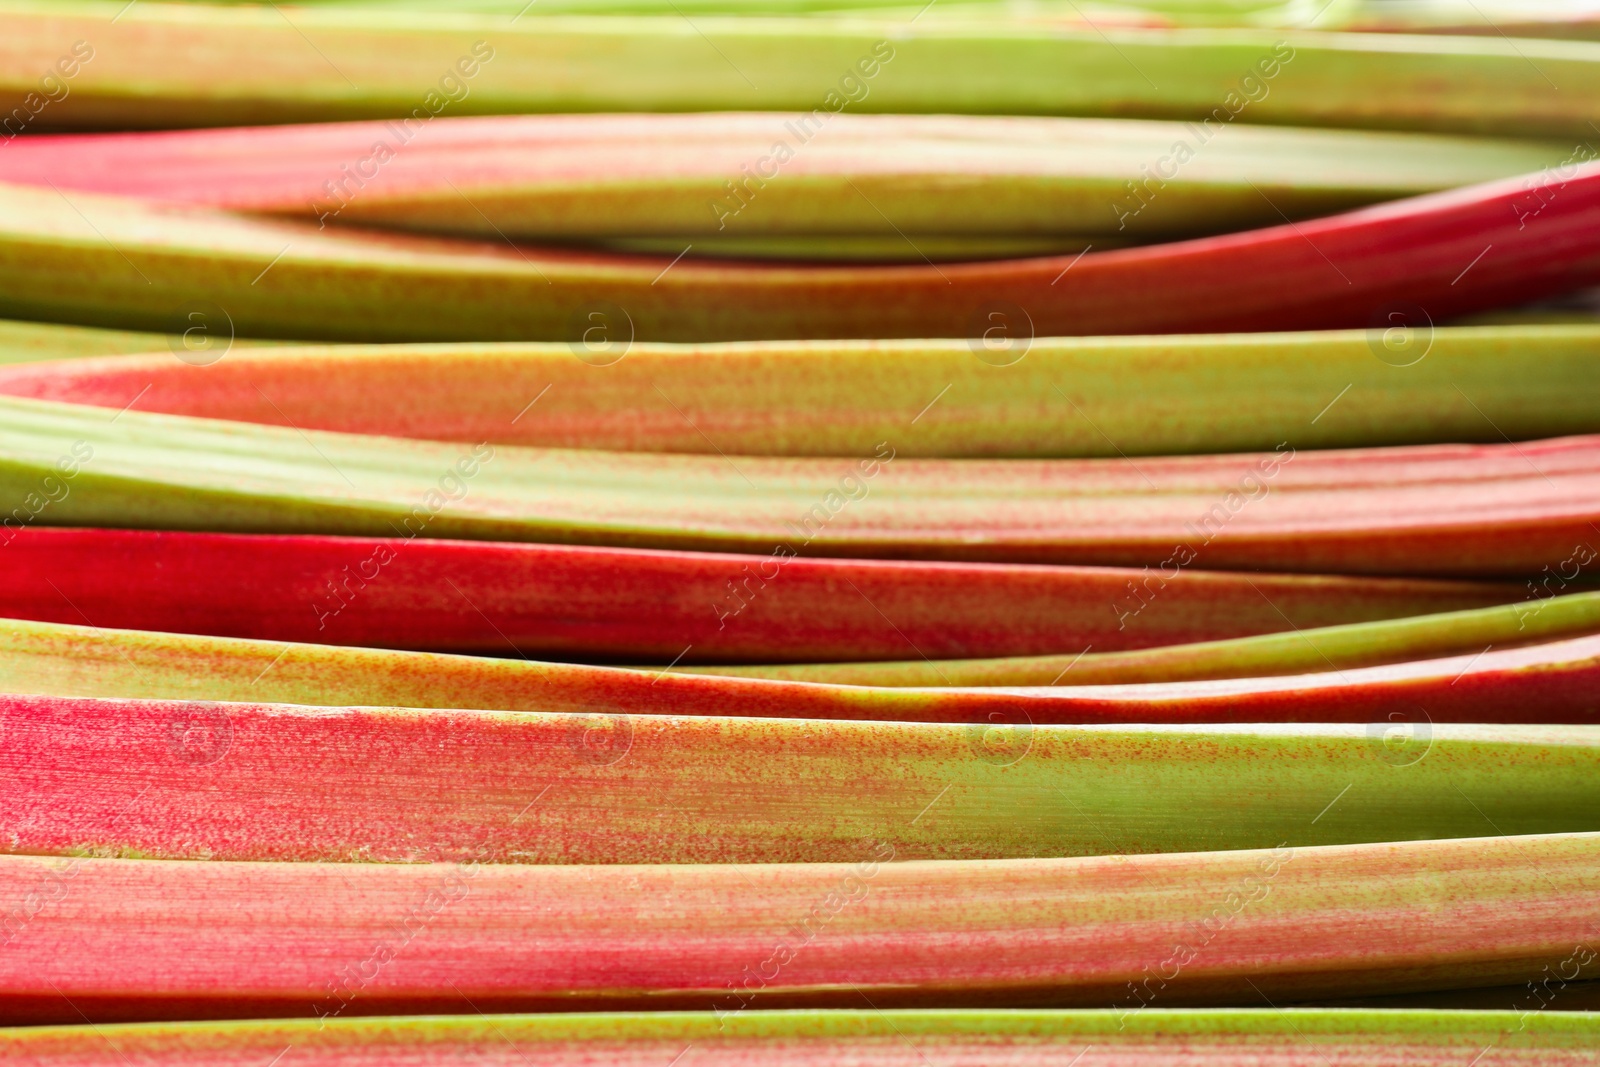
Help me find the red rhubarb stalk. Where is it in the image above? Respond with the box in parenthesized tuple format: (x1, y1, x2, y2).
(0, 529, 1520, 659)
(3, 693, 1599, 863)
(699, 590, 1600, 686)
(0, 834, 1594, 1023)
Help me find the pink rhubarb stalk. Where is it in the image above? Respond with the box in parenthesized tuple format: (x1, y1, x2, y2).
(1, 693, 1598, 863)
(0, 834, 1594, 1023)
(0, 114, 1563, 242)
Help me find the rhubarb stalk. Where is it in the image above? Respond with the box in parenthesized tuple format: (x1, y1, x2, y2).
(0, 834, 1593, 1023)
(7, 613, 1600, 724)
(0, 115, 1564, 242)
(2, 1009, 1597, 1065)
(0, 318, 285, 366)
(0, 161, 1598, 340)
(4, 692, 1600, 862)
(7, 2, 1600, 141)
(0, 528, 1521, 658)
(691, 589, 1600, 686)
(3, 326, 1594, 457)
(3, 397, 1600, 574)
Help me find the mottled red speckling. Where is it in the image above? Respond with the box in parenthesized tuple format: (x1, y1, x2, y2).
(0, 834, 1593, 1024)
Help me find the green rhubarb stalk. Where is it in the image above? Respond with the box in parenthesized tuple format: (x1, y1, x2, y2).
(0, 614, 718, 709)
(1, 395, 1598, 575)
(1343, 1, 1600, 40)
(149, 0, 1352, 24)
(7, 589, 1596, 704)
(6, 325, 1598, 458)
(9, 690, 1600, 862)
(11, 610, 1600, 726)
(257, 0, 1600, 44)
(0, 321, 183, 367)
(8, 1, 1600, 140)
(2, 1009, 1598, 1063)
(0, 318, 285, 367)
(592, 234, 1113, 261)
(0, 834, 1595, 1022)
(685, 589, 1600, 685)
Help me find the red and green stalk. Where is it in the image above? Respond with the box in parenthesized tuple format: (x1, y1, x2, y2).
(7, 605, 1600, 723)
(0, 115, 1563, 244)
(1, 161, 1599, 340)
(701, 590, 1600, 686)
(3, 326, 1596, 458)
(5, 690, 1600, 863)
(5, 397, 1600, 574)
(0, 834, 1594, 1023)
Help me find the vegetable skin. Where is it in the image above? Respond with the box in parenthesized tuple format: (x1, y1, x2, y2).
(0, 834, 1594, 1023)
(0, 115, 1564, 241)
(4, 693, 1600, 862)
(1, 160, 1599, 341)
(694, 590, 1600, 685)
(5, 398, 1600, 575)
(7, 613, 1600, 724)
(7, 2, 1600, 141)
(5, 326, 1599, 458)
(0, 528, 1521, 659)
(2, 1008, 1599, 1064)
